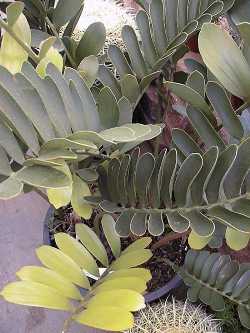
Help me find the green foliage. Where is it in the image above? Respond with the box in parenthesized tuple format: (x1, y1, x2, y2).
(163, 16, 250, 331)
(90, 18, 250, 249)
(176, 250, 250, 329)
(76, 22, 106, 64)
(0, 2, 31, 73)
(0, 2, 64, 73)
(199, 23, 250, 100)
(52, 0, 85, 27)
(91, 21, 249, 249)
(23, 0, 46, 19)
(0, 2, 165, 217)
(216, 300, 249, 333)
(90, 136, 250, 250)
(167, 76, 246, 144)
(0, 225, 152, 331)
(2, 1, 105, 70)
(1, 0, 250, 331)
(100, 0, 234, 111)
(0, 59, 162, 215)
(167, 22, 250, 138)
(229, 0, 250, 24)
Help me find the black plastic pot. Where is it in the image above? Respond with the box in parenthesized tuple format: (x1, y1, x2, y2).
(43, 207, 182, 303)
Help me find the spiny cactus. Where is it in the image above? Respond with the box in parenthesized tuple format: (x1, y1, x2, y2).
(127, 299, 221, 333)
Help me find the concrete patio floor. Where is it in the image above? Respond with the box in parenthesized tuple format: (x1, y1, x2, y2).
(0, 192, 102, 333)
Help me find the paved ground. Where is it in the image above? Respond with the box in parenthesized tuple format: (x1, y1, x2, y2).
(0, 192, 100, 333)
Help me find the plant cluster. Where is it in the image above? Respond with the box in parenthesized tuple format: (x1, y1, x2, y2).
(0, 0, 250, 331)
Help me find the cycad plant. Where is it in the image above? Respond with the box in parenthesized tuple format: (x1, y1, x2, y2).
(1, 0, 250, 331)
(88, 19, 250, 253)
(0, 0, 233, 213)
(86, 9, 250, 330)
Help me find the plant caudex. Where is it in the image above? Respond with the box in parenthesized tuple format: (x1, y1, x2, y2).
(1, 216, 153, 331)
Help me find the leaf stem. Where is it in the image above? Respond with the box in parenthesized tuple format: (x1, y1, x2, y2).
(152, 231, 189, 251)
(155, 86, 171, 155)
(235, 101, 250, 115)
(62, 267, 111, 332)
(154, 92, 164, 155)
(168, 260, 250, 311)
(110, 192, 250, 215)
(45, 16, 77, 68)
(74, 150, 112, 160)
(0, 19, 40, 64)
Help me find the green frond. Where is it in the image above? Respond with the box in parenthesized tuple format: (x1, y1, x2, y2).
(89, 136, 250, 250)
(0, 228, 152, 331)
(176, 250, 250, 329)
(98, 0, 235, 111)
(0, 62, 162, 208)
